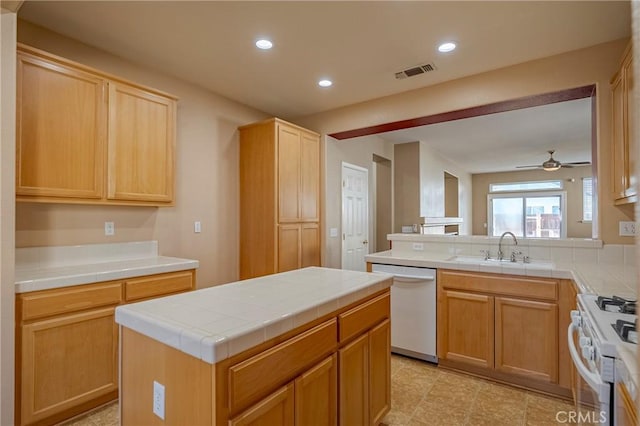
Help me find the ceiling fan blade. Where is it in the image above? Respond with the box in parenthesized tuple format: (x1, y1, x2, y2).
(564, 161, 591, 166)
(515, 165, 542, 169)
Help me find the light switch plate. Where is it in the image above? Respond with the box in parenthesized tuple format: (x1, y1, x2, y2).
(329, 228, 339, 238)
(194, 221, 201, 233)
(104, 222, 115, 236)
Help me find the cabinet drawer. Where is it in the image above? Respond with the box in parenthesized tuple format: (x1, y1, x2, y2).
(124, 270, 194, 302)
(439, 270, 558, 301)
(229, 319, 337, 414)
(339, 292, 390, 343)
(18, 282, 122, 322)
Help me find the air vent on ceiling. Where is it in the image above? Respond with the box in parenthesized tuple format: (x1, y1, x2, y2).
(395, 62, 436, 79)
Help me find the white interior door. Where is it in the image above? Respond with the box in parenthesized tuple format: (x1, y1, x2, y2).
(342, 162, 369, 271)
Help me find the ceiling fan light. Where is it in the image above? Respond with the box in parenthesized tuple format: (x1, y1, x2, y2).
(543, 163, 561, 171)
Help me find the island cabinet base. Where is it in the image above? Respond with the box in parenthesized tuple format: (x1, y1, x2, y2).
(120, 289, 391, 425)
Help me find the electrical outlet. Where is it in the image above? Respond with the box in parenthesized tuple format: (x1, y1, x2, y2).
(412, 242, 424, 251)
(619, 221, 637, 236)
(153, 381, 165, 420)
(194, 221, 201, 233)
(104, 222, 115, 236)
(329, 228, 339, 238)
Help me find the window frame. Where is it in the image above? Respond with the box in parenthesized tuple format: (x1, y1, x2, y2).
(582, 177, 593, 222)
(487, 190, 568, 239)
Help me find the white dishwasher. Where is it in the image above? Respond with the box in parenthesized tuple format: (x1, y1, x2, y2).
(372, 263, 437, 363)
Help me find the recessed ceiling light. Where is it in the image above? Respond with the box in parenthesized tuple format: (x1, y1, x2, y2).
(255, 39, 273, 50)
(438, 42, 456, 53)
(318, 79, 333, 87)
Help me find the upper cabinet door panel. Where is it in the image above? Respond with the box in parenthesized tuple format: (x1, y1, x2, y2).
(17, 53, 107, 199)
(300, 132, 320, 221)
(278, 125, 301, 222)
(107, 83, 176, 203)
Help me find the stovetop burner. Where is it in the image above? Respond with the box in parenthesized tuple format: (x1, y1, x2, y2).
(612, 319, 638, 344)
(596, 295, 637, 314)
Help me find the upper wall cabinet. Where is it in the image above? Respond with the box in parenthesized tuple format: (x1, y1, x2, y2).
(611, 42, 636, 205)
(16, 44, 177, 206)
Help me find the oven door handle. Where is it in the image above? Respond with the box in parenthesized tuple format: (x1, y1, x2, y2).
(567, 323, 605, 392)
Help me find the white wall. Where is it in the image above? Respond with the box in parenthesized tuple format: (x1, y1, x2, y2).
(324, 134, 394, 268)
(0, 9, 17, 426)
(419, 142, 472, 235)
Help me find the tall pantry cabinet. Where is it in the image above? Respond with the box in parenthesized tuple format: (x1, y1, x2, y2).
(239, 118, 321, 279)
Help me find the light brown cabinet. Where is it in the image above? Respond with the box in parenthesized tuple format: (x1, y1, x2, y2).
(16, 270, 195, 426)
(239, 118, 321, 279)
(229, 383, 295, 426)
(16, 44, 177, 206)
(439, 290, 494, 369)
(611, 42, 637, 205)
(438, 270, 568, 397)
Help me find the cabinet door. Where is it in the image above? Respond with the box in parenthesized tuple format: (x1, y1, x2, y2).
(108, 82, 175, 203)
(277, 125, 301, 222)
(300, 131, 320, 221)
(301, 223, 321, 267)
(438, 290, 494, 368)
(19, 307, 118, 425)
(339, 333, 369, 426)
(369, 319, 391, 425)
(229, 383, 294, 426)
(295, 355, 337, 426)
(16, 52, 107, 199)
(278, 224, 301, 272)
(495, 297, 558, 383)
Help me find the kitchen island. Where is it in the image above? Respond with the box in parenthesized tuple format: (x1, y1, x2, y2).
(115, 267, 393, 425)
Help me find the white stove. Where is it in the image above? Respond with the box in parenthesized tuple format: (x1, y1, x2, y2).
(570, 293, 637, 425)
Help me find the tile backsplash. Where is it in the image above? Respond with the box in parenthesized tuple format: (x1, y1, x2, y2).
(16, 241, 159, 270)
(387, 234, 635, 267)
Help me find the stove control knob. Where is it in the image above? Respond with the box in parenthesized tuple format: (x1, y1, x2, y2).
(570, 310, 582, 327)
(581, 344, 595, 361)
(579, 336, 591, 347)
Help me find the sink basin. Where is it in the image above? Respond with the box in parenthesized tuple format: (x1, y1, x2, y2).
(446, 255, 553, 268)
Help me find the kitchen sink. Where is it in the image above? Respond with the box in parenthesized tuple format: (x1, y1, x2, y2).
(446, 255, 554, 268)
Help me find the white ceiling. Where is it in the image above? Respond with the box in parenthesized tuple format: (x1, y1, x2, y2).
(17, 1, 627, 174)
(375, 97, 593, 174)
(18, 1, 630, 120)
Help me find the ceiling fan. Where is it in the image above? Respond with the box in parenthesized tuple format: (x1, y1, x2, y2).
(515, 150, 591, 172)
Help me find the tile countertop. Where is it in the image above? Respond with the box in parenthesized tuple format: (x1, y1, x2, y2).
(15, 241, 199, 294)
(114, 267, 393, 364)
(365, 250, 637, 299)
(15, 256, 200, 294)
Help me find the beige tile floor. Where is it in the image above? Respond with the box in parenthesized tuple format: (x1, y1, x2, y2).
(59, 355, 574, 426)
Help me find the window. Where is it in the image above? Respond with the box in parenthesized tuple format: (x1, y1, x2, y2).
(583, 177, 593, 222)
(488, 191, 567, 238)
(490, 180, 563, 193)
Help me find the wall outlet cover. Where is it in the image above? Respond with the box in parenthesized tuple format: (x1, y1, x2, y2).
(619, 221, 637, 237)
(104, 222, 115, 236)
(153, 380, 165, 420)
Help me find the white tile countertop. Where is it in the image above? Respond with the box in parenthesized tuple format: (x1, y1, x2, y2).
(15, 241, 199, 293)
(365, 250, 637, 299)
(115, 267, 393, 364)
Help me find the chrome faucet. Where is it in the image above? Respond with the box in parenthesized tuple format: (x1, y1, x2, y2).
(498, 231, 518, 261)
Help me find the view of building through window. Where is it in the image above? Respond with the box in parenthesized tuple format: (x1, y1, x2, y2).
(489, 190, 565, 238)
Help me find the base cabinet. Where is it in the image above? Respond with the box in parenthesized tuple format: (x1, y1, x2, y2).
(437, 270, 566, 396)
(339, 333, 370, 425)
(295, 355, 338, 426)
(439, 290, 494, 369)
(16, 270, 195, 426)
(19, 308, 118, 426)
(495, 297, 558, 383)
